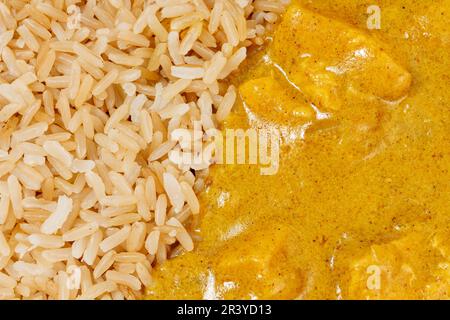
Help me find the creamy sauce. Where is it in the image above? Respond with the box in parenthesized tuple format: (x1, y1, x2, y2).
(146, 0, 450, 299)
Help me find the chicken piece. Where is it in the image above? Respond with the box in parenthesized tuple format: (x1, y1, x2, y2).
(348, 232, 444, 299)
(239, 76, 316, 126)
(431, 230, 450, 260)
(146, 224, 305, 300)
(348, 234, 421, 299)
(268, 3, 412, 110)
(214, 224, 305, 299)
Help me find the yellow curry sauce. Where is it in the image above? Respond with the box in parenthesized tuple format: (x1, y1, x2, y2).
(146, 0, 450, 299)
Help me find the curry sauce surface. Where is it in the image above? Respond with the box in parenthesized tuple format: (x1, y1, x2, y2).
(146, 0, 450, 299)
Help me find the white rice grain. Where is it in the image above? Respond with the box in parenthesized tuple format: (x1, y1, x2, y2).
(40, 195, 73, 235)
(163, 172, 185, 213)
(99, 225, 131, 253)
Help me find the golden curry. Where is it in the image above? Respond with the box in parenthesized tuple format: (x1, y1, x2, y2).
(146, 0, 450, 299)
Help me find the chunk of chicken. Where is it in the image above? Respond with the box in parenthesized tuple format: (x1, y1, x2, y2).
(348, 236, 419, 299)
(347, 231, 450, 299)
(268, 3, 412, 110)
(214, 224, 305, 299)
(239, 76, 315, 126)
